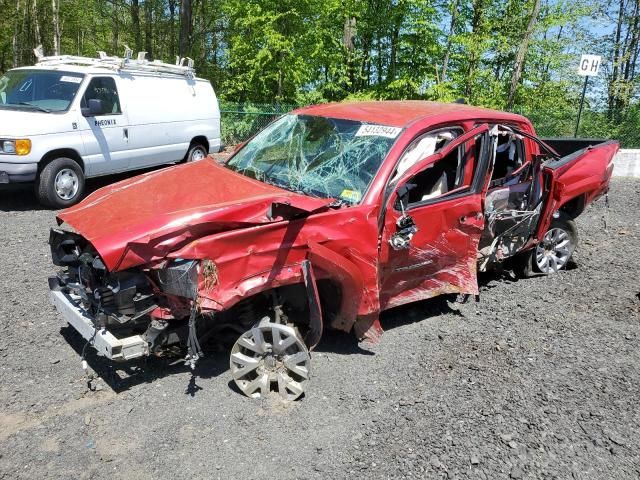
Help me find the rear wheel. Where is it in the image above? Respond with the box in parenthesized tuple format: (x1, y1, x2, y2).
(535, 224, 576, 273)
(513, 213, 577, 277)
(185, 143, 208, 162)
(36, 157, 85, 208)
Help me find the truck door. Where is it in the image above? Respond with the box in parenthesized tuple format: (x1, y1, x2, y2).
(378, 125, 494, 310)
(537, 140, 619, 239)
(78, 76, 130, 175)
(503, 130, 619, 243)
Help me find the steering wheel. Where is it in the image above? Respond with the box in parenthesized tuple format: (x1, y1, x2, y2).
(45, 82, 75, 100)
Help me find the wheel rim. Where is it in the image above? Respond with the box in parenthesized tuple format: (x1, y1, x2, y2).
(230, 322, 310, 401)
(189, 147, 206, 161)
(54, 168, 79, 200)
(535, 227, 572, 273)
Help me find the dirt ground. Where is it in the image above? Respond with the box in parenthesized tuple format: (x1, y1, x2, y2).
(0, 176, 639, 480)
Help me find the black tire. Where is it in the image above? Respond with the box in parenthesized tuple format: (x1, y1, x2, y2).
(513, 212, 578, 277)
(35, 157, 85, 208)
(185, 143, 208, 162)
(511, 248, 535, 278)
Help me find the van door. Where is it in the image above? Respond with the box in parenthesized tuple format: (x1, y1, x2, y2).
(122, 75, 190, 169)
(78, 76, 130, 176)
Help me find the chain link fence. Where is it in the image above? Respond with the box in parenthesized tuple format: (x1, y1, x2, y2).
(220, 102, 298, 146)
(515, 106, 640, 148)
(221, 102, 640, 148)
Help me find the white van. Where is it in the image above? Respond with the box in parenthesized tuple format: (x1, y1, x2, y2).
(0, 52, 221, 207)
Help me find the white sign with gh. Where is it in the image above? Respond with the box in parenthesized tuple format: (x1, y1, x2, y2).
(578, 54, 602, 76)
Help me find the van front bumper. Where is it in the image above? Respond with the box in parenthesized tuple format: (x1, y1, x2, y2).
(0, 162, 37, 183)
(49, 288, 149, 361)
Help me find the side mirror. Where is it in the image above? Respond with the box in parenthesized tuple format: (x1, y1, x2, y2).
(81, 98, 105, 117)
(390, 183, 418, 250)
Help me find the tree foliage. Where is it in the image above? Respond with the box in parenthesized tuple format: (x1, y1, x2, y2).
(1, 0, 640, 143)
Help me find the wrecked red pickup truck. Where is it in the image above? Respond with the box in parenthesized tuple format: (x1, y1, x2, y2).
(48, 101, 618, 400)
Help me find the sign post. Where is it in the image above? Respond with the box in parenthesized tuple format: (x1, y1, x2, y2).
(575, 54, 602, 137)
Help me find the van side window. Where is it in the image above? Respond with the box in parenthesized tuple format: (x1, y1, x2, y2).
(82, 77, 121, 115)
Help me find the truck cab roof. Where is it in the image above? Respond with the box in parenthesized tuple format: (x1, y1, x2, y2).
(295, 100, 530, 128)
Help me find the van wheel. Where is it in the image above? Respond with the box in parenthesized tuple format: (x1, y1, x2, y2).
(185, 143, 208, 162)
(36, 157, 85, 208)
(512, 213, 577, 277)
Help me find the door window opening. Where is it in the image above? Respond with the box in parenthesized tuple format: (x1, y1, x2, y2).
(392, 128, 461, 182)
(82, 77, 121, 115)
(403, 144, 467, 206)
(491, 131, 525, 183)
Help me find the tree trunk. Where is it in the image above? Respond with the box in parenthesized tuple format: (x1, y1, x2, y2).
(631, 25, 640, 82)
(608, 0, 625, 117)
(360, 33, 372, 88)
(464, 0, 486, 98)
(179, 0, 192, 58)
(168, 0, 176, 58)
(441, 0, 459, 82)
(131, 0, 142, 53)
(622, 1, 639, 82)
(32, 0, 42, 52)
(343, 16, 356, 90)
(542, 25, 563, 81)
(52, 0, 61, 55)
(198, 0, 207, 66)
(277, 51, 284, 100)
(144, 0, 153, 59)
(506, 0, 542, 110)
(0, 46, 6, 72)
(389, 18, 401, 82)
(111, 0, 119, 54)
(13, 0, 21, 67)
(376, 35, 383, 84)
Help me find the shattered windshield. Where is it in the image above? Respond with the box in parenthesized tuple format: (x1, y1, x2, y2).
(0, 69, 84, 112)
(225, 114, 401, 204)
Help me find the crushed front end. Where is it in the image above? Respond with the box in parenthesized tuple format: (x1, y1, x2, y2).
(48, 228, 196, 361)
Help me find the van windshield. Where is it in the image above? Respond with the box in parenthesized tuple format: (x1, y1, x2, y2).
(226, 114, 400, 204)
(0, 69, 84, 113)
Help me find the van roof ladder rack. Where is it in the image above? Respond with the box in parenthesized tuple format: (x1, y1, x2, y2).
(32, 45, 196, 79)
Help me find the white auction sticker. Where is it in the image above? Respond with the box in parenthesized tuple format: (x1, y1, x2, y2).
(60, 75, 82, 83)
(355, 124, 402, 138)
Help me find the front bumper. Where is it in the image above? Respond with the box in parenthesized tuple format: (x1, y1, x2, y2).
(49, 289, 149, 361)
(0, 162, 37, 183)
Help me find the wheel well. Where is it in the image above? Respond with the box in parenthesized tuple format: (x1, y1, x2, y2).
(220, 279, 343, 328)
(559, 194, 586, 219)
(38, 149, 84, 174)
(190, 136, 209, 152)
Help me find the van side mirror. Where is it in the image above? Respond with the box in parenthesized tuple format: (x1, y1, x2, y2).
(81, 98, 105, 117)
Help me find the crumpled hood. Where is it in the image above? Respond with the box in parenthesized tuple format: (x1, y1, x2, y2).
(57, 160, 331, 271)
(0, 108, 75, 137)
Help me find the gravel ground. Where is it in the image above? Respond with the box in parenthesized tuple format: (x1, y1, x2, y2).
(0, 177, 639, 480)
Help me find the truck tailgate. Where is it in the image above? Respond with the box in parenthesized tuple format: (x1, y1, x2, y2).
(544, 140, 619, 206)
